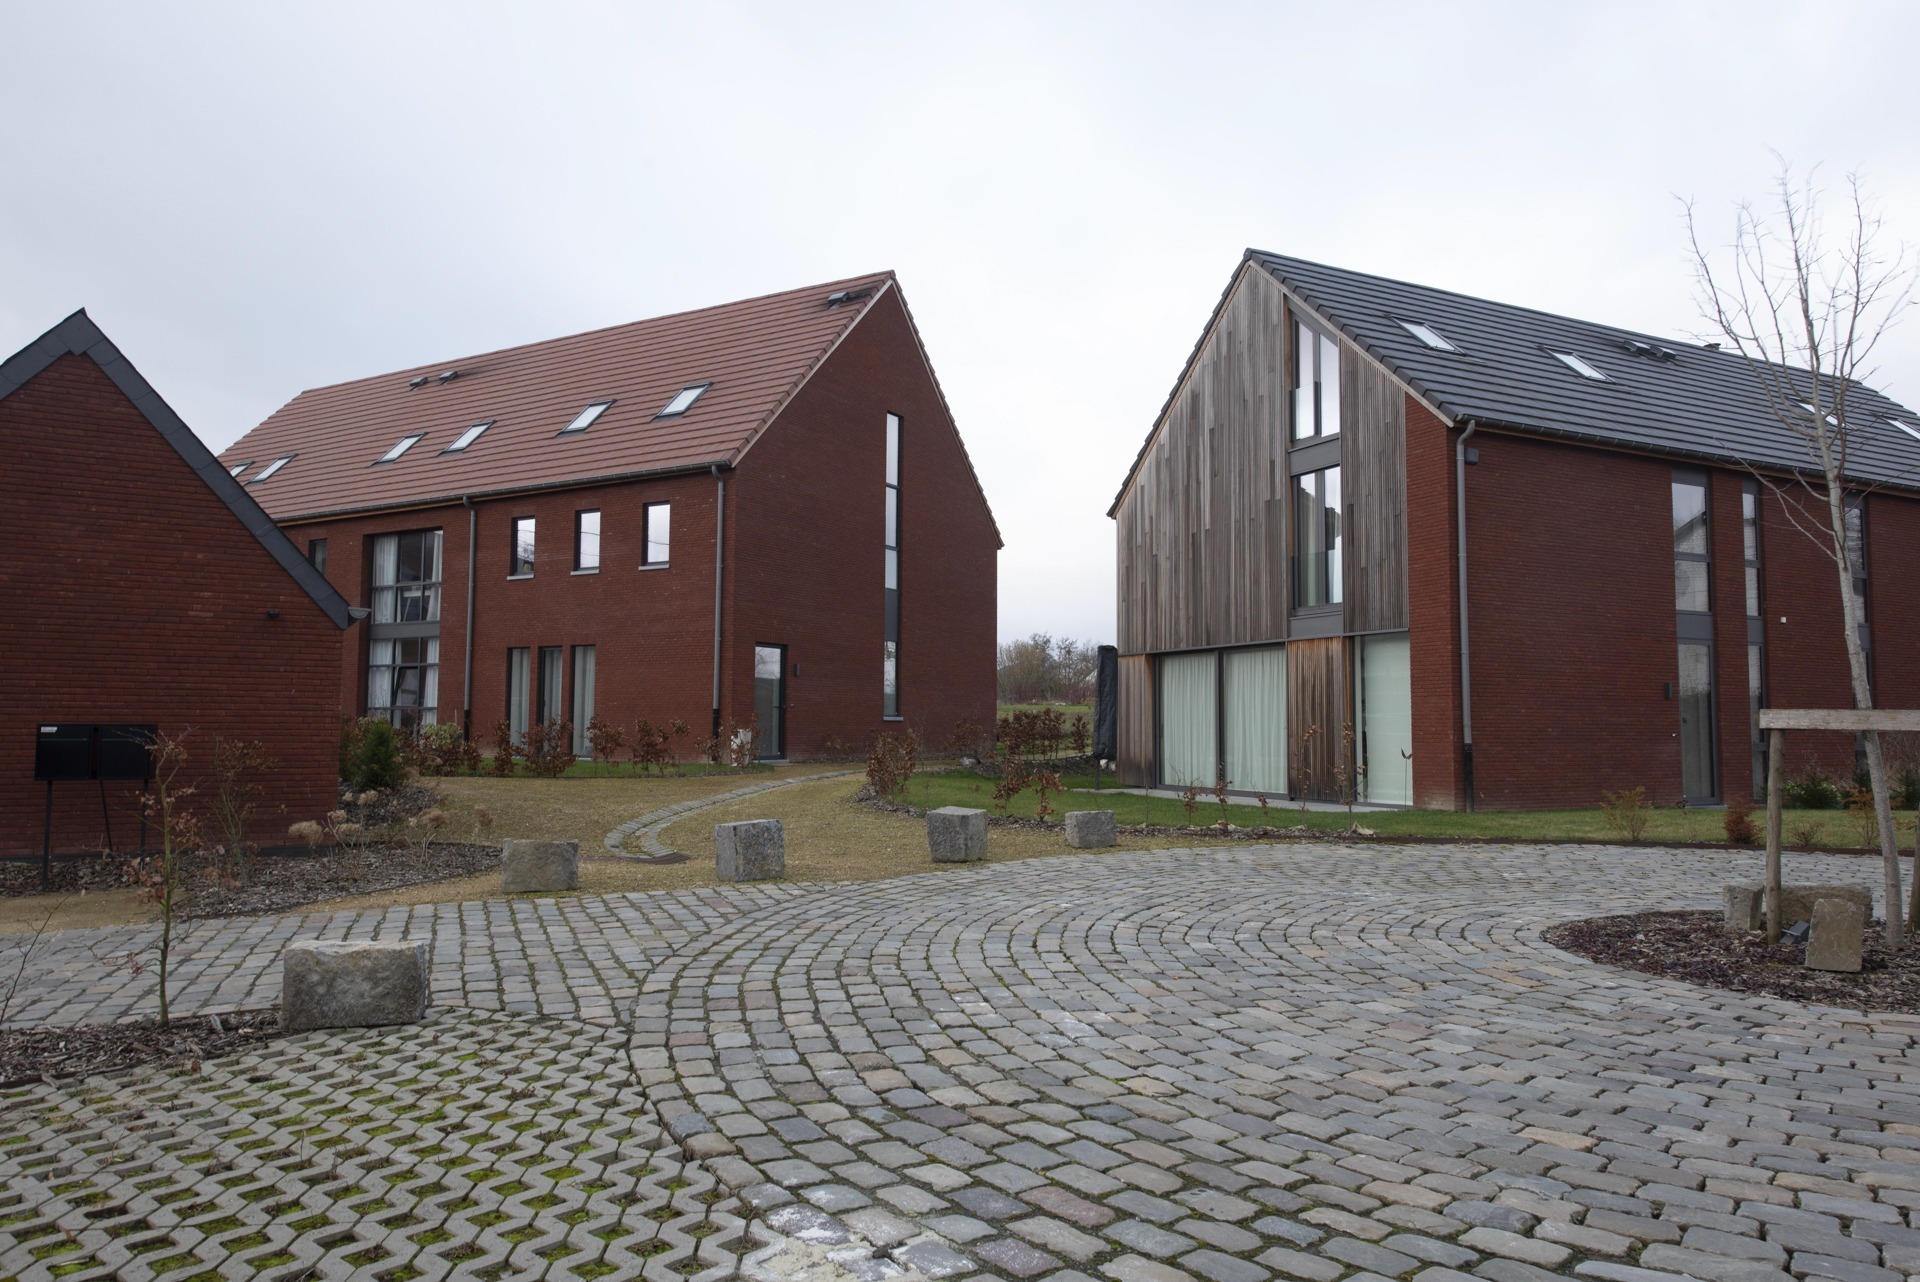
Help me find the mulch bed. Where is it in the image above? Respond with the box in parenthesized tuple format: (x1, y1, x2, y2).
(1545, 910, 1920, 1014)
(0, 1008, 283, 1088)
(184, 842, 500, 917)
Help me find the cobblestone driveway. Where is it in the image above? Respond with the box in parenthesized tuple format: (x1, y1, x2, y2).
(4, 841, 1919, 1282)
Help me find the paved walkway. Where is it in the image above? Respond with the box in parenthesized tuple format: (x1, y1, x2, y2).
(3, 841, 1919, 1282)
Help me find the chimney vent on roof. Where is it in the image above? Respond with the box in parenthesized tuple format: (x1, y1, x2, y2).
(437, 370, 461, 384)
(408, 376, 430, 390)
(825, 288, 873, 309)
(1624, 338, 1678, 362)
(1704, 341, 1722, 351)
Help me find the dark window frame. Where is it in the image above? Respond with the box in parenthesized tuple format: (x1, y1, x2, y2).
(573, 509, 601, 573)
(884, 413, 902, 719)
(653, 382, 713, 420)
(558, 399, 615, 436)
(1289, 315, 1343, 442)
(642, 502, 671, 567)
(308, 538, 328, 575)
(510, 516, 536, 578)
(1290, 463, 1343, 613)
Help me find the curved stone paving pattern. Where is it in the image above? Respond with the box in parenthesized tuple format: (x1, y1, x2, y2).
(604, 773, 858, 860)
(4, 842, 1920, 1282)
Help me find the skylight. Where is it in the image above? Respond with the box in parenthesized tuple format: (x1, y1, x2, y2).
(655, 384, 711, 419)
(1549, 350, 1611, 381)
(377, 433, 426, 464)
(442, 420, 494, 454)
(228, 461, 251, 478)
(1799, 401, 1840, 426)
(1891, 419, 1920, 443)
(1398, 320, 1457, 352)
(253, 455, 293, 482)
(560, 400, 614, 434)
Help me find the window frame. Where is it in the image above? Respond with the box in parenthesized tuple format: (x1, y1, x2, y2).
(573, 509, 601, 574)
(641, 502, 671, 567)
(250, 454, 295, 484)
(308, 538, 328, 575)
(653, 383, 712, 420)
(376, 433, 426, 465)
(1290, 463, 1344, 612)
(1290, 316, 1342, 442)
(441, 420, 494, 454)
(558, 400, 614, 435)
(1396, 318, 1458, 352)
(1548, 349, 1612, 382)
(510, 516, 536, 578)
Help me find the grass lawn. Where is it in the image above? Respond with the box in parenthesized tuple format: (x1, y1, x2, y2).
(905, 768, 1907, 848)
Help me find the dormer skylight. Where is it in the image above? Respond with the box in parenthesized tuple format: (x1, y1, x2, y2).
(1398, 320, 1457, 352)
(252, 455, 294, 483)
(654, 384, 711, 419)
(1890, 419, 1920, 443)
(377, 433, 426, 464)
(442, 420, 494, 454)
(1799, 401, 1840, 427)
(560, 400, 614, 435)
(1549, 350, 1611, 382)
(228, 461, 251, 478)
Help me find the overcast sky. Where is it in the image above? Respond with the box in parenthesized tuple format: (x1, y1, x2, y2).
(4, 1, 1916, 644)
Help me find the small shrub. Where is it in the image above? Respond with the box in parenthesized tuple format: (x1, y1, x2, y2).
(488, 721, 521, 776)
(1786, 765, 1842, 810)
(865, 728, 921, 801)
(1032, 769, 1062, 822)
(632, 718, 689, 776)
(992, 761, 1032, 814)
(1180, 783, 1201, 826)
(523, 720, 576, 778)
(1599, 786, 1651, 843)
(288, 820, 324, 850)
(1843, 786, 1882, 850)
(1722, 803, 1758, 845)
(944, 719, 994, 763)
(1791, 819, 1826, 848)
(347, 720, 405, 792)
(412, 723, 479, 776)
(208, 736, 274, 884)
(585, 716, 627, 770)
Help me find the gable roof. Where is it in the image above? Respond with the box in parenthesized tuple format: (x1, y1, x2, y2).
(222, 272, 898, 521)
(0, 310, 351, 628)
(1114, 251, 1920, 513)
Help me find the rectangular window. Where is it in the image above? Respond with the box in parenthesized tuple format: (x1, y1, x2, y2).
(371, 530, 442, 623)
(656, 384, 710, 418)
(1222, 647, 1285, 796)
(1672, 476, 1710, 613)
(571, 645, 596, 755)
(1749, 642, 1766, 800)
(507, 648, 530, 746)
(1679, 642, 1717, 803)
(1159, 651, 1219, 788)
(1357, 634, 1414, 805)
(366, 636, 439, 728)
(1743, 480, 1766, 800)
(1742, 485, 1761, 617)
(643, 503, 670, 565)
(511, 517, 536, 577)
(308, 538, 327, 574)
(443, 420, 493, 453)
(560, 400, 614, 434)
(883, 413, 902, 716)
(574, 510, 601, 572)
(252, 454, 293, 482)
(538, 647, 563, 725)
(1290, 319, 1341, 441)
(1291, 465, 1343, 608)
(377, 433, 425, 464)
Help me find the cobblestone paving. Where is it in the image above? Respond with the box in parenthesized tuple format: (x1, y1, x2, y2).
(5, 841, 1920, 1282)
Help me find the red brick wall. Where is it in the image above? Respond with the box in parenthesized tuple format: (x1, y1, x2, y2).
(723, 289, 999, 756)
(0, 355, 343, 855)
(285, 289, 998, 762)
(1405, 397, 1465, 809)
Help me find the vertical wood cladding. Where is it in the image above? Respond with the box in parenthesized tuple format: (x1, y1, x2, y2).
(1342, 356, 1409, 634)
(1285, 637, 1349, 802)
(1115, 265, 1290, 655)
(1115, 654, 1154, 787)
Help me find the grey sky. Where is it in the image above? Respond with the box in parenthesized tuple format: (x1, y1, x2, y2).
(4, 1, 1915, 645)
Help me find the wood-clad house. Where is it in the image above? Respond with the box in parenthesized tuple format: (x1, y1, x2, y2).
(1110, 251, 1920, 810)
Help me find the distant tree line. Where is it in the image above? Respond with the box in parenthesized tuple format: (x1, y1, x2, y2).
(997, 633, 1100, 704)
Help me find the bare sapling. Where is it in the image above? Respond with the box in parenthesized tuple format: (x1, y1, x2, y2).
(139, 732, 199, 1027)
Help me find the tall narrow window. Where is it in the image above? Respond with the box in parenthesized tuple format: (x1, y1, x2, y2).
(367, 637, 439, 729)
(511, 517, 536, 577)
(507, 648, 530, 746)
(1744, 481, 1767, 797)
(1290, 320, 1341, 441)
(368, 530, 442, 729)
(308, 538, 327, 575)
(1672, 470, 1717, 804)
(371, 530, 442, 624)
(1159, 651, 1218, 788)
(574, 510, 601, 572)
(1291, 466, 1343, 608)
(884, 413, 902, 717)
(571, 646, 596, 755)
(538, 647, 563, 726)
(643, 503, 670, 566)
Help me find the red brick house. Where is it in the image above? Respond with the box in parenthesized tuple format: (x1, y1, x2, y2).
(220, 273, 999, 761)
(0, 312, 350, 855)
(1111, 251, 1920, 810)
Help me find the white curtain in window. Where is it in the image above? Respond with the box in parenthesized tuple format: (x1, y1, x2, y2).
(372, 534, 400, 622)
(1224, 647, 1286, 796)
(1360, 633, 1413, 805)
(367, 638, 395, 718)
(421, 638, 440, 726)
(571, 646, 596, 755)
(1159, 651, 1218, 788)
(508, 648, 530, 745)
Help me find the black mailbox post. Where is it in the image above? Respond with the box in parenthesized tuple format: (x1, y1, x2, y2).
(31, 723, 156, 889)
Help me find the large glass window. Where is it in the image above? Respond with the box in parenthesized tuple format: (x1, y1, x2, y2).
(1744, 481, 1767, 798)
(1290, 320, 1341, 441)
(366, 637, 439, 728)
(1742, 485, 1761, 618)
(1159, 651, 1218, 788)
(571, 645, 596, 755)
(1292, 466, 1343, 608)
(643, 503, 671, 566)
(507, 648, 530, 746)
(883, 413, 902, 717)
(538, 647, 563, 725)
(511, 517, 536, 577)
(1223, 647, 1286, 796)
(1749, 643, 1766, 797)
(1358, 634, 1413, 805)
(574, 510, 600, 572)
(1679, 642, 1717, 803)
(372, 530, 442, 624)
(1672, 478, 1710, 612)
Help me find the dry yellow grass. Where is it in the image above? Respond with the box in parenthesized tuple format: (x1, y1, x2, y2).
(0, 888, 157, 936)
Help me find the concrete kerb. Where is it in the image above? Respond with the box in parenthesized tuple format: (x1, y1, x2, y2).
(605, 770, 859, 859)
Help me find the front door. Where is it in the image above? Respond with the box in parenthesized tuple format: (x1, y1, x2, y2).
(754, 644, 786, 760)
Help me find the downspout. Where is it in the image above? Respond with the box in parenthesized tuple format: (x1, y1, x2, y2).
(462, 495, 477, 738)
(711, 465, 727, 740)
(1455, 422, 1478, 811)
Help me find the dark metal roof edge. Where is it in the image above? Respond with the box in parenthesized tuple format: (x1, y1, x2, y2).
(268, 459, 735, 524)
(0, 311, 352, 629)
